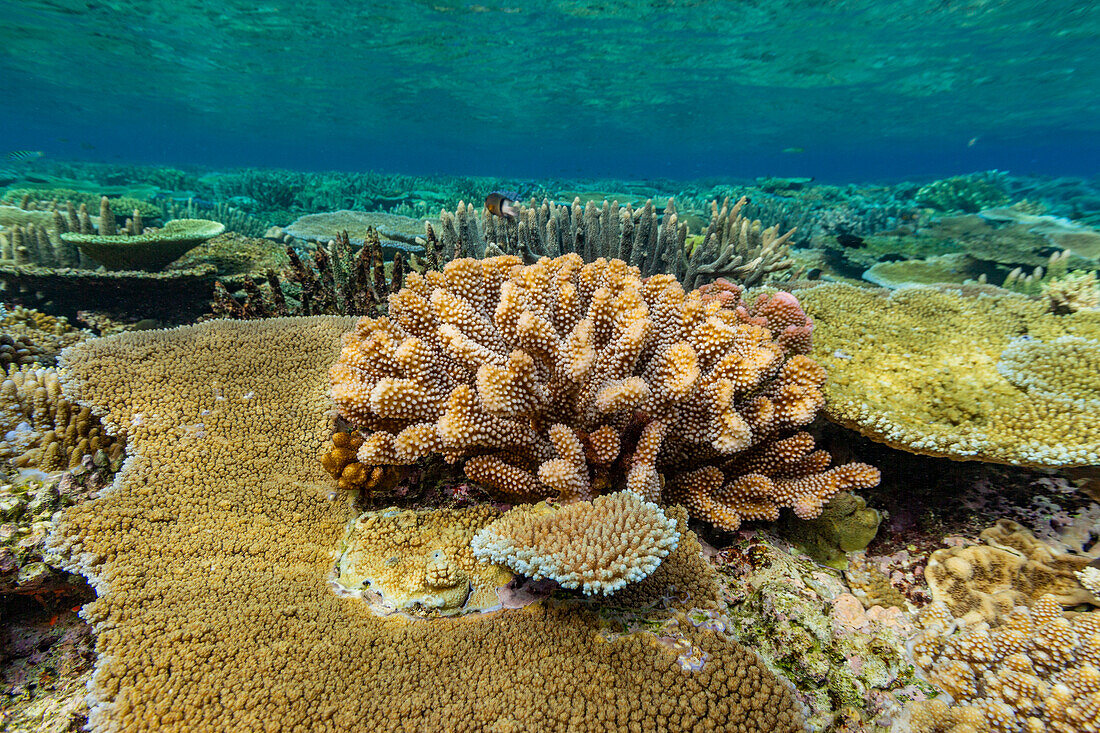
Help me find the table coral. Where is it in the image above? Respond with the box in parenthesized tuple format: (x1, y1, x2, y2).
(904, 595, 1100, 732)
(798, 282, 1100, 467)
(48, 317, 803, 732)
(471, 490, 681, 596)
(61, 217, 225, 271)
(925, 520, 1096, 625)
(331, 254, 877, 532)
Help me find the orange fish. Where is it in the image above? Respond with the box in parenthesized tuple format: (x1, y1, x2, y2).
(485, 191, 518, 220)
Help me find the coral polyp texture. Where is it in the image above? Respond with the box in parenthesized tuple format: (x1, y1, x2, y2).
(470, 490, 680, 596)
(49, 318, 802, 732)
(330, 254, 878, 532)
(798, 282, 1100, 467)
(904, 595, 1100, 732)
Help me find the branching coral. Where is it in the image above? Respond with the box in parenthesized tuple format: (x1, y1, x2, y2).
(904, 596, 1100, 732)
(331, 254, 878, 531)
(212, 228, 405, 318)
(423, 196, 797, 289)
(0, 365, 123, 474)
(471, 490, 680, 596)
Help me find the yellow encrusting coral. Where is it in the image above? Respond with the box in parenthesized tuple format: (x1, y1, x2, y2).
(798, 283, 1100, 467)
(49, 317, 804, 732)
(334, 504, 512, 614)
(471, 490, 680, 596)
(332, 254, 877, 531)
(925, 520, 1096, 625)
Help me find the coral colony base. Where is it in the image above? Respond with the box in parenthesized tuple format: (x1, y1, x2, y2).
(0, 167, 1098, 733)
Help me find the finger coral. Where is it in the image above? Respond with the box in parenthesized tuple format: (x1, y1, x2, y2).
(471, 490, 680, 596)
(51, 317, 803, 732)
(331, 254, 877, 531)
(425, 195, 797, 289)
(904, 595, 1100, 732)
(799, 282, 1100, 467)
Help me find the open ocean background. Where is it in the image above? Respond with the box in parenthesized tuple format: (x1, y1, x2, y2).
(1, 0, 1097, 181)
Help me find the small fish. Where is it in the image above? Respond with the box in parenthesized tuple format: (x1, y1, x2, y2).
(967, 136, 980, 147)
(485, 191, 519, 219)
(836, 233, 866, 248)
(6, 150, 43, 162)
(782, 147, 804, 154)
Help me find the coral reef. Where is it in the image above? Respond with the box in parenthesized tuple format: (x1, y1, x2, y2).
(333, 504, 512, 614)
(331, 254, 878, 532)
(925, 520, 1096, 624)
(915, 174, 1010, 213)
(904, 595, 1100, 732)
(471, 490, 680, 596)
(1042, 269, 1100, 314)
(798, 283, 1100, 467)
(0, 305, 90, 367)
(48, 317, 803, 732)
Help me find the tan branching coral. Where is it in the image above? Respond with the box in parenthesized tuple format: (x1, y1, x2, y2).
(925, 520, 1096, 625)
(0, 364, 122, 474)
(331, 254, 878, 531)
(50, 318, 803, 732)
(471, 490, 681, 596)
(904, 596, 1100, 732)
(798, 283, 1100, 467)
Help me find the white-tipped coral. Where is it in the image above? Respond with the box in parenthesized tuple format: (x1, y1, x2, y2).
(470, 490, 680, 596)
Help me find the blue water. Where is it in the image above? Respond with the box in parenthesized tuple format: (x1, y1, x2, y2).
(1, 0, 1097, 181)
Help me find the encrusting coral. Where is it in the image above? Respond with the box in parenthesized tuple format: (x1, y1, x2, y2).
(330, 254, 878, 532)
(49, 317, 803, 732)
(333, 504, 513, 614)
(470, 490, 681, 596)
(903, 595, 1100, 732)
(924, 520, 1096, 625)
(798, 282, 1100, 467)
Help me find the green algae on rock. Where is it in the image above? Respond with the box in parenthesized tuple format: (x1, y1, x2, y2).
(777, 492, 883, 569)
(61, 218, 225, 271)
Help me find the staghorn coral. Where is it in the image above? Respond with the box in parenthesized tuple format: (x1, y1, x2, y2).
(903, 595, 1100, 732)
(330, 254, 877, 532)
(925, 520, 1096, 625)
(212, 228, 406, 318)
(798, 282, 1100, 467)
(49, 317, 803, 732)
(333, 504, 513, 614)
(471, 490, 681, 596)
(425, 196, 798, 289)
